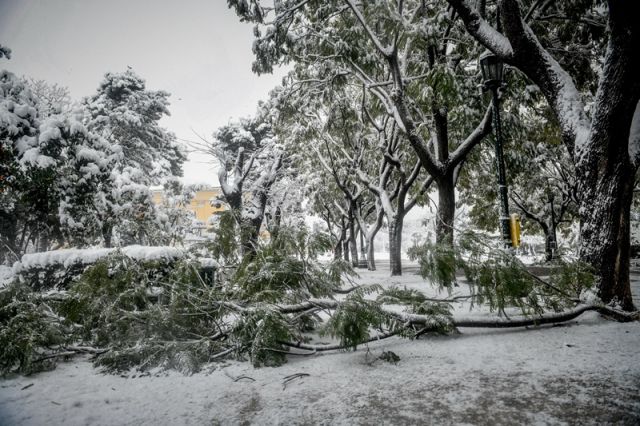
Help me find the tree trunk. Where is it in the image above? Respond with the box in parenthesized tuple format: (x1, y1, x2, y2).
(366, 234, 376, 271)
(578, 157, 635, 310)
(575, 2, 639, 311)
(358, 228, 367, 268)
(436, 172, 455, 246)
(0, 213, 18, 264)
(334, 232, 344, 260)
(543, 221, 557, 263)
(240, 216, 262, 260)
(38, 234, 49, 252)
(366, 223, 384, 271)
(102, 223, 113, 248)
(343, 240, 350, 262)
(348, 217, 358, 268)
(388, 216, 403, 276)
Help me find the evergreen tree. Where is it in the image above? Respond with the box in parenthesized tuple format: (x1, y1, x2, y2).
(83, 69, 186, 247)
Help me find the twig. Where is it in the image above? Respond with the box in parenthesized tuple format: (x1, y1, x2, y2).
(282, 373, 310, 390)
(233, 375, 255, 382)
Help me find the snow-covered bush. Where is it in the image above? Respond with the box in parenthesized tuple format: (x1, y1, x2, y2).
(0, 281, 70, 375)
(14, 246, 184, 291)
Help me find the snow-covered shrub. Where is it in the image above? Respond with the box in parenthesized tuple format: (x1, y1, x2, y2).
(14, 246, 184, 291)
(0, 281, 69, 375)
(61, 253, 225, 374)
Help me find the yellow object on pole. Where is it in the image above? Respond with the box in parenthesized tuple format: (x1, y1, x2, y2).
(509, 213, 521, 248)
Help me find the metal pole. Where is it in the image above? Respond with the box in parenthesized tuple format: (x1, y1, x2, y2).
(491, 87, 511, 248)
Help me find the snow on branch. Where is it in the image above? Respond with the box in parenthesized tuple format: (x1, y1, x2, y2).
(445, 0, 514, 59)
(629, 100, 640, 168)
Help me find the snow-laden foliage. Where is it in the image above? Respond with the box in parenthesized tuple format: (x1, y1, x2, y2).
(1, 67, 188, 262)
(1, 222, 608, 376)
(408, 230, 595, 316)
(82, 69, 187, 247)
(0, 71, 112, 261)
(210, 93, 286, 258)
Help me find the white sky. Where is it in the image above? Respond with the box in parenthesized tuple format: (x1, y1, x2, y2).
(0, 0, 287, 186)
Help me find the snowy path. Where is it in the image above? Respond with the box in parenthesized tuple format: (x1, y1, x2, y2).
(1, 265, 639, 425)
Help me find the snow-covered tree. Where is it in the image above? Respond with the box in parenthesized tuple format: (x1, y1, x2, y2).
(0, 68, 115, 260)
(211, 97, 284, 257)
(446, 0, 638, 309)
(228, 0, 494, 251)
(0, 69, 40, 263)
(83, 69, 186, 247)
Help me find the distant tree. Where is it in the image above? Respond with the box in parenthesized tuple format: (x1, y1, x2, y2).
(211, 99, 284, 258)
(23, 78, 72, 118)
(83, 69, 186, 247)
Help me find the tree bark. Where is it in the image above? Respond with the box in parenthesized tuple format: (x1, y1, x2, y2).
(358, 228, 367, 268)
(575, 1, 639, 310)
(334, 227, 345, 260)
(578, 154, 635, 310)
(435, 171, 455, 246)
(366, 219, 383, 271)
(388, 216, 404, 276)
(348, 212, 358, 268)
(541, 220, 558, 263)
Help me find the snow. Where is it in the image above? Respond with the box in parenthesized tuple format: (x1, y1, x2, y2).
(119, 245, 183, 261)
(18, 248, 113, 270)
(1, 263, 638, 425)
(0, 265, 14, 288)
(15, 246, 184, 271)
(20, 147, 56, 168)
(477, 21, 513, 58)
(544, 53, 591, 160)
(629, 100, 640, 164)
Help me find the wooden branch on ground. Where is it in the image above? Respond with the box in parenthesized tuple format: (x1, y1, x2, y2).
(279, 304, 638, 354)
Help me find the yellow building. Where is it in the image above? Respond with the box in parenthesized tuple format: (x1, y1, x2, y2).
(152, 187, 226, 223)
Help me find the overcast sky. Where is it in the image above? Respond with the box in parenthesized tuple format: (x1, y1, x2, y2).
(0, 0, 287, 185)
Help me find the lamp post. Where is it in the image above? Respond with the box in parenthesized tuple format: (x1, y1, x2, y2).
(480, 50, 511, 248)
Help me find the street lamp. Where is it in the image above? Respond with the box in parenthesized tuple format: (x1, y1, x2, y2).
(480, 50, 511, 248)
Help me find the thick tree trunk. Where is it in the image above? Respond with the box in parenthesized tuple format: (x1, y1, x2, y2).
(436, 172, 455, 246)
(38, 234, 49, 252)
(343, 240, 350, 263)
(388, 216, 404, 276)
(578, 159, 635, 310)
(576, 1, 639, 311)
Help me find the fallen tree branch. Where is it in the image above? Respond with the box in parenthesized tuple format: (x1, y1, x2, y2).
(279, 304, 638, 353)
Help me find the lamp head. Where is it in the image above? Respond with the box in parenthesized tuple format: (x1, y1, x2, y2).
(479, 50, 504, 90)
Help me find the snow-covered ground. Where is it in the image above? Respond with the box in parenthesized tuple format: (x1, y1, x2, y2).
(1, 262, 639, 425)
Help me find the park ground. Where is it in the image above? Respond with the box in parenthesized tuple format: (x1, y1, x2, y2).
(1, 261, 639, 426)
